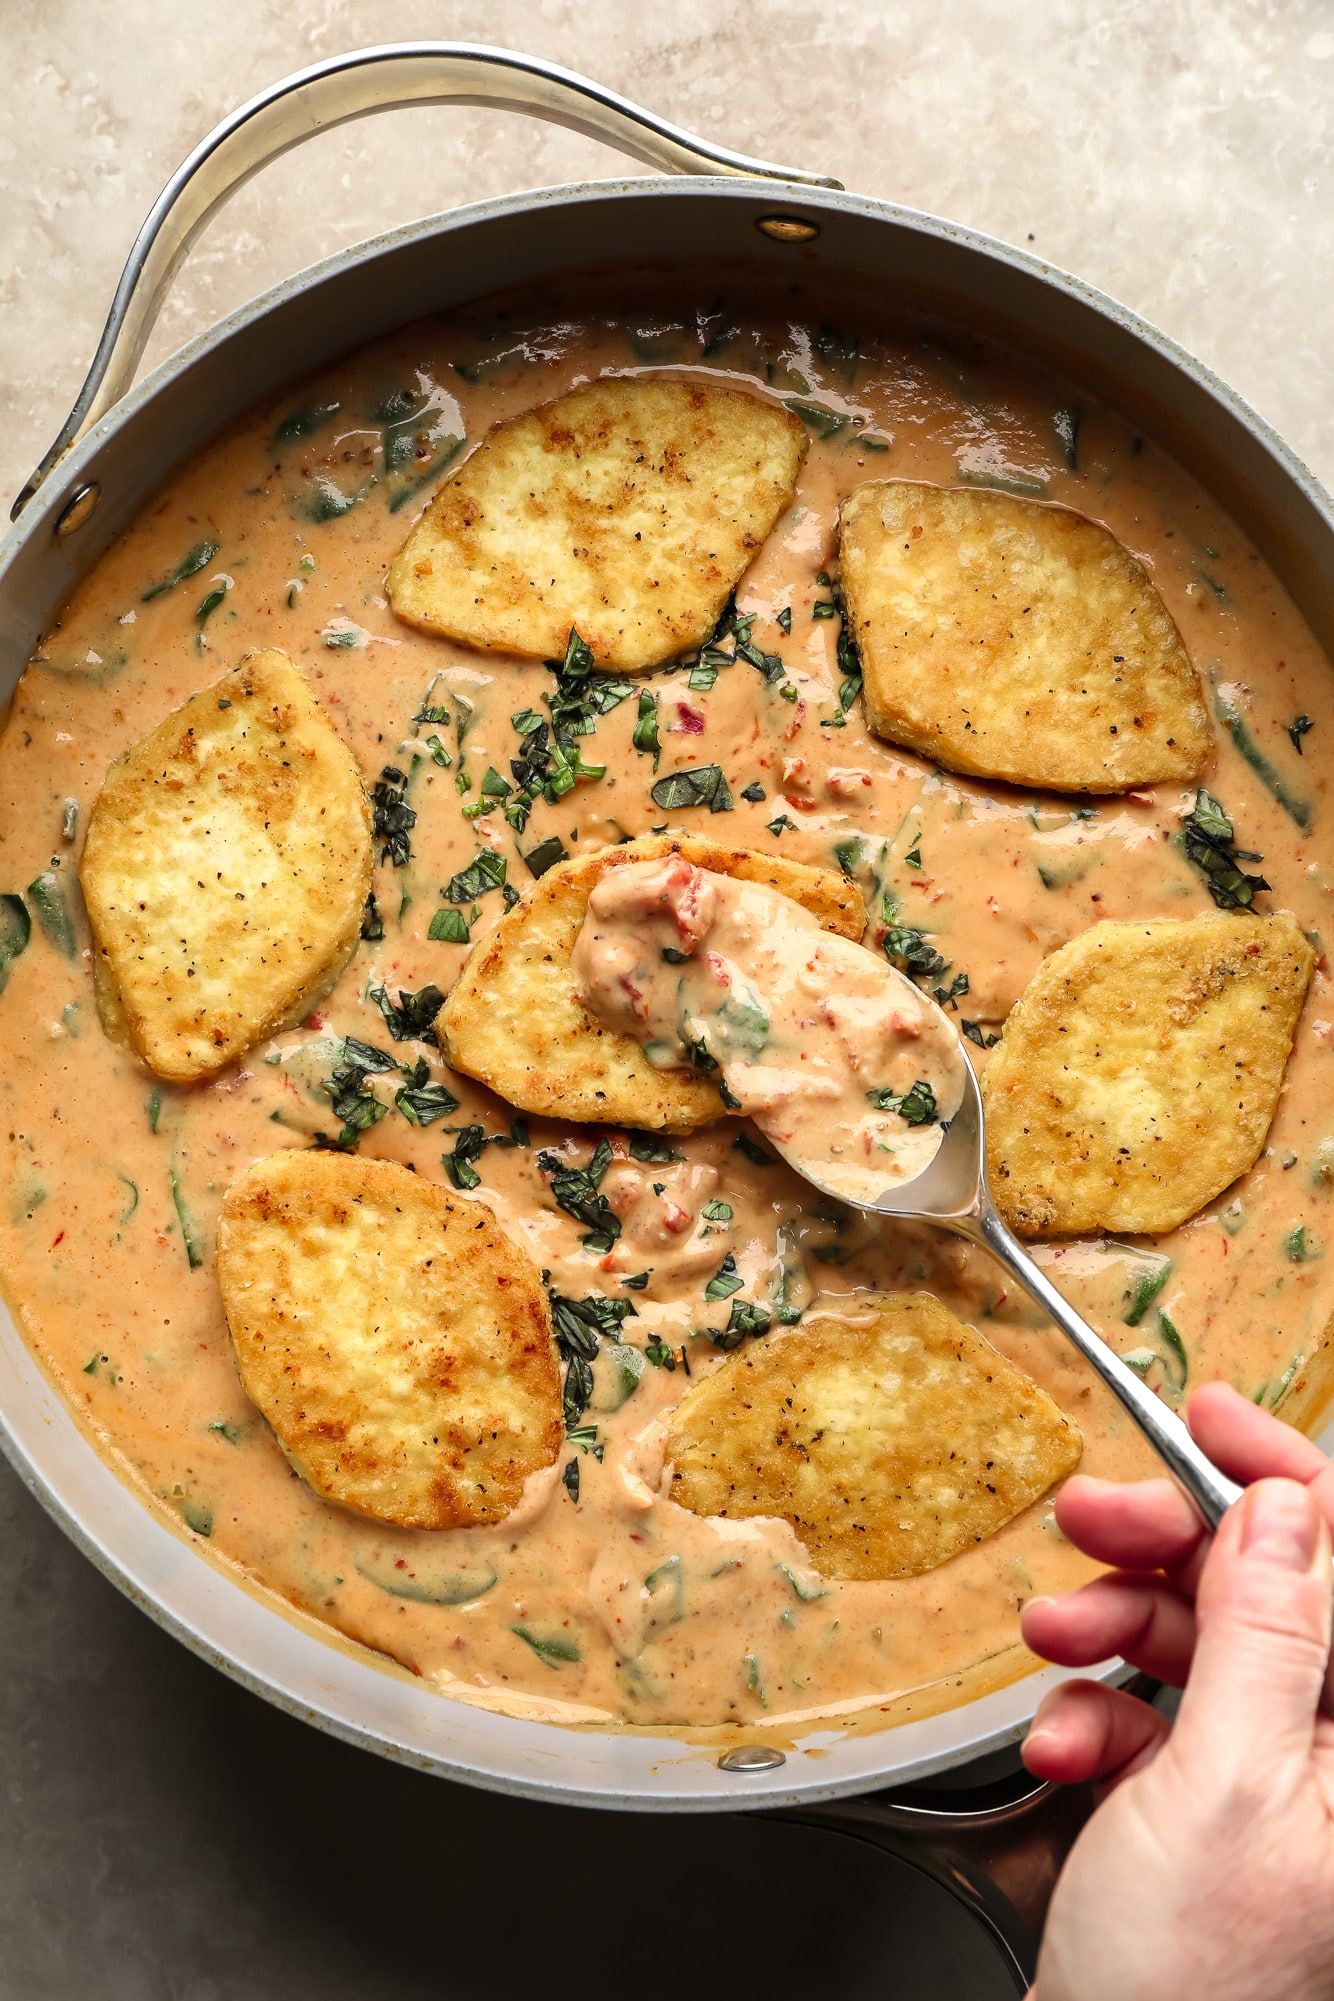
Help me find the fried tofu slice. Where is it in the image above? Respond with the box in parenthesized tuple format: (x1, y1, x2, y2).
(81, 650, 372, 1082)
(440, 834, 864, 1131)
(839, 481, 1212, 791)
(217, 1150, 561, 1529)
(666, 1294, 1082, 1580)
(386, 376, 806, 672)
(984, 910, 1314, 1237)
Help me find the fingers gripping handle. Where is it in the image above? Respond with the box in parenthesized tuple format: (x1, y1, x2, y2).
(13, 41, 841, 517)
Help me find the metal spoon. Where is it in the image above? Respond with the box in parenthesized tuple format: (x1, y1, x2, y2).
(765, 1029, 1244, 1532)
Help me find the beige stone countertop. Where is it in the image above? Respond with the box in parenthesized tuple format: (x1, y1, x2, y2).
(2, 0, 1333, 515)
(0, 8, 1331, 1995)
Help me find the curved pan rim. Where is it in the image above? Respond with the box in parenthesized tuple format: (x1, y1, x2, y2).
(1, 171, 1328, 1810)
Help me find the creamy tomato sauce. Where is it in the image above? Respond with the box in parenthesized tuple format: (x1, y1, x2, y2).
(572, 853, 965, 1200)
(3, 272, 1334, 1735)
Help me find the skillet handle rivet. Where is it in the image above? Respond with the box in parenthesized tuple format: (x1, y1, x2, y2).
(755, 216, 821, 244)
(717, 1744, 787, 1772)
(54, 482, 101, 538)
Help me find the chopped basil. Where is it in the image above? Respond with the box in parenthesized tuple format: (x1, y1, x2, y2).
(387, 435, 466, 514)
(622, 1271, 650, 1290)
(904, 843, 923, 870)
(0, 892, 31, 995)
(141, 539, 220, 602)
(1289, 714, 1314, 754)
(27, 871, 75, 958)
(1123, 1257, 1172, 1326)
(701, 1199, 733, 1222)
(272, 399, 341, 444)
(881, 893, 948, 980)
(562, 628, 595, 676)
(783, 397, 850, 440)
(710, 1296, 771, 1348)
(443, 849, 507, 902)
(440, 1123, 495, 1189)
(428, 906, 469, 944)
(704, 1251, 744, 1301)
(371, 766, 416, 867)
(1156, 1309, 1189, 1393)
(776, 1563, 827, 1602)
(766, 814, 796, 837)
(523, 835, 569, 879)
(561, 1458, 580, 1502)
(179, 1497, 213, 1537)
(632, 689, 662, 769)
(957, 467, 1051, 500)
(360, 892, 385, 942)
(537, 1140, 621, 1253)
(933, 971, 969, 1011)
(740, 781, 766, 803)
(393, 1058, 460, 1126)
(193, 580, 227, 624)
(562, 1353, 594, 1427)
(549, 1288, 637, 1363)
(961, 1019, 1000, 1050)
(147, 1087, 163, 1134)
(511, 1625, 581, 1666)
(1284, 1224, 1323, 1264)
(1213, 691, 1312, 828)
(370, 982, 446, 1045)
(867, 1079, 938, 1126)
(812, 598, 837, 620)
(321, 1038, 394, 1148)
(1053, 406, 1081, 470)
(688, 660, 718, 692)
(169, 1168, 204, 1270)
(1182, 789, 1269, 910)
(732, 1132, 776, 1167)
(777, 607, 793, 635)
(645, 1337, 676, 1369)
(628, 1134, 684, 1164)
(651, 765, 733, 814)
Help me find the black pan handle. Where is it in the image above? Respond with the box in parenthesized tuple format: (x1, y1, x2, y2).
(13, 42, 840, 518)
(772, 1759, 1094, 1994)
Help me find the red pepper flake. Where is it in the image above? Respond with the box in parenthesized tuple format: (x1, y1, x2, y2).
(50, 1231, 64, 1250)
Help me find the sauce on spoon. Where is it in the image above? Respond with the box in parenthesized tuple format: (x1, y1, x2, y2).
(572, 854, 967, 1201)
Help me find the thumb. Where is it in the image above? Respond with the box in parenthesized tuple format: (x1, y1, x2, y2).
(1174, 1478, 1333, 1784)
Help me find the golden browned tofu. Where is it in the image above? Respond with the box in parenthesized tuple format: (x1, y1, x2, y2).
(217, 1150, 561, 1530)
(439, 834, 864, 1131)
(984, 910, 1314, 1236)
(839, 481, 1212, 791)
(386, 376, 806, 671)
(81, 650, 371, 1081)
(666, 1293, 1082, 1580)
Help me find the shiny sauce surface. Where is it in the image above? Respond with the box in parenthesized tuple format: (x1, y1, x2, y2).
(3, 280, 1334, 1733)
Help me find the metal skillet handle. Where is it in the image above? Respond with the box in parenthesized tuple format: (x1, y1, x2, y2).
(13, 41, 840, 517)
(774, 1751, 1101, 1994)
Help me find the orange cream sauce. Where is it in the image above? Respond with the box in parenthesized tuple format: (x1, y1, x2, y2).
(3, 275, 1334, 1733)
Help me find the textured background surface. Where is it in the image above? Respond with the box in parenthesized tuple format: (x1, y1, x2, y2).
(1, 2, 1331, 1992)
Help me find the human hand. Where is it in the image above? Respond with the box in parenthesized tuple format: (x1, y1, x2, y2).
(1020, 1381, 1334, 2001)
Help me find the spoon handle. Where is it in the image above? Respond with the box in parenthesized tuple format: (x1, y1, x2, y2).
(969, 1205, 1244, 1530)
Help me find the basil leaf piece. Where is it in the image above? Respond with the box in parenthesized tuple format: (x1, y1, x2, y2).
(650, 765, 734, 814)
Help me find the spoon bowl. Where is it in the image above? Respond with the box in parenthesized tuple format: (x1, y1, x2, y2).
(766, 1016, 1245, 1532)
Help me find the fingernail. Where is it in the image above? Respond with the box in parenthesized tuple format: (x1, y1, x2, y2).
(1240, 1481, 1320, 1572)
